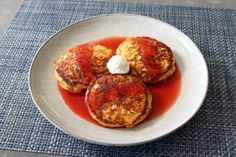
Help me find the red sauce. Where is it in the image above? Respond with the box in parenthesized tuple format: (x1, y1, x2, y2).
(91, 37, 126, 51)
(87, 75, 146, 113)
(146, 67, 181, 120)
(136, 37, 161, 76)
(74, 44, 94, 83)
(58, 87, 97, 124)
(57, 37, 181, 125)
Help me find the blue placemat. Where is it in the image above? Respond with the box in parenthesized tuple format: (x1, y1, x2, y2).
(0, 0, 235, 156)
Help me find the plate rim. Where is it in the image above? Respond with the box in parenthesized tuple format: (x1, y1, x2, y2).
(28, 13, 209, 146)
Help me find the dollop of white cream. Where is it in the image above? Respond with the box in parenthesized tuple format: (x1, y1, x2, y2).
(107, 55, 130, 74)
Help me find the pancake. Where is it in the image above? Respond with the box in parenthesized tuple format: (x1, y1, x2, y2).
(54, 44, 114, 93)
(85, 74, 152, 128)
(116, 36, 176, 83)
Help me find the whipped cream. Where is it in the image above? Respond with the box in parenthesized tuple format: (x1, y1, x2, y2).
(107, 55, 130, 74)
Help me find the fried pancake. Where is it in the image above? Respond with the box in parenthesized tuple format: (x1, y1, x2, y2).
(54, 44, 114, 93)
(117, 37, 176, 83)
(85, 74, 152, 128)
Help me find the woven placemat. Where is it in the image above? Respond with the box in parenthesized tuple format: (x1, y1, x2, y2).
(0, 0, 235, 156)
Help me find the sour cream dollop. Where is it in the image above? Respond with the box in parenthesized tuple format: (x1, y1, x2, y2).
(107, 55, 130, 74)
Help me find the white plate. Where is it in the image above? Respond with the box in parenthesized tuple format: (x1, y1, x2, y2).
(29, 14, 208, 146)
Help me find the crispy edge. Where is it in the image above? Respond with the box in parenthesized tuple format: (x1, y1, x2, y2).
(55, 70, 87, 93)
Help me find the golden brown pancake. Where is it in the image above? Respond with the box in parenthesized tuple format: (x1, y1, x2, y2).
(85, 74, 152, 128)
(54, 44, 114, 93)
(116, 37, 176, 83)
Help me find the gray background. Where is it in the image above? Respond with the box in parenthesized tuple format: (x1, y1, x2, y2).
(0, 0, 235, 157)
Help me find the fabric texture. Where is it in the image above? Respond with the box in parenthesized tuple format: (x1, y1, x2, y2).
(0, 0, 235, 156)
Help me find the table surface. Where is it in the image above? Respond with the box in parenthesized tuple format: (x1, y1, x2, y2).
(0, 0, 235, 157)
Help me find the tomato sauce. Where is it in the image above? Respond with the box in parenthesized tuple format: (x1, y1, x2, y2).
(57, 37, 181, 125)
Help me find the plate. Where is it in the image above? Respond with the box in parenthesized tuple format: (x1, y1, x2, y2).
(29, 14, 208, 146)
